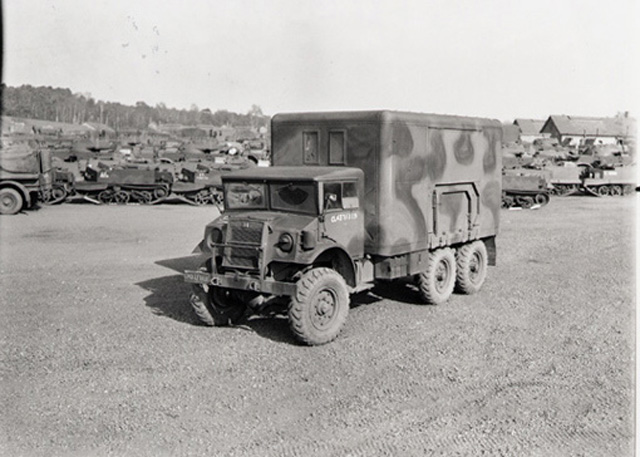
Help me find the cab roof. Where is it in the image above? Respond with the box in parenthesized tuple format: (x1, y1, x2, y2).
(222, 166, 363, 182)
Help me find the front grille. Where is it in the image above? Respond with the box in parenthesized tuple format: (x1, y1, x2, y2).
(228, 221, 263, 244)
(223, 220, 264, 270)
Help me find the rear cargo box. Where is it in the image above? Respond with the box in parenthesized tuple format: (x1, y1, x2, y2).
(271, 111, 502, 257)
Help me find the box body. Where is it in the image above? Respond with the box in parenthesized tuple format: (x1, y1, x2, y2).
(272, 110, 502, 257)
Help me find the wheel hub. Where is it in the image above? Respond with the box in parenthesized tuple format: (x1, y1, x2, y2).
(312, 290, 336, 328)
(469, 254, 481, 281)
(435, 261, 450, 292)
(1, 196, 15, 207)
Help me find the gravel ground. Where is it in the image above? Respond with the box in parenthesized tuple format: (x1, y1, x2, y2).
(0, 196, 635, 457)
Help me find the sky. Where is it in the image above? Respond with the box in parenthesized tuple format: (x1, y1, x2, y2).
(3, 0, 639, 121)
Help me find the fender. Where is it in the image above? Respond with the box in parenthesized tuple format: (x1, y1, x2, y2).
(0, 181, 31, 207)
(311, 246, 357, 287)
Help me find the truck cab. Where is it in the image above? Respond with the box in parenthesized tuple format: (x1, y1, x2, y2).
(186, 166, 368, 345)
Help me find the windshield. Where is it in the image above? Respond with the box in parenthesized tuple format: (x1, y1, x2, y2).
(224, 180, 318, 215)
(225, 182, 267, 209)
(270, 182, 317, 215)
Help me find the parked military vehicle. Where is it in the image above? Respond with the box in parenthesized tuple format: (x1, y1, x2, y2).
(241, 139, 271, 165)
(579, 163, 636, 196)
(546, 162, 588, 195)
(172, 163, 224, 205)
(68, 165, 173, 204)
(502, 170, 551, 208)
(546, 161, 636, 196)
(185, 111, 502, 345)
(52, 157, 230, 206)
(0, 137, 54, 215)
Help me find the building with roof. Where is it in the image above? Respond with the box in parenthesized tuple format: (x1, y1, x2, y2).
(540, 115, 635, 147)
(513, 119, 549, 144)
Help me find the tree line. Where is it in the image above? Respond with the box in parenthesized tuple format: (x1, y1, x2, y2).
(1, 84, 269, 131)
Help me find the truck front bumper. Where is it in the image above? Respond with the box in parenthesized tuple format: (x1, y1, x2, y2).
(184, 270, 297, 296)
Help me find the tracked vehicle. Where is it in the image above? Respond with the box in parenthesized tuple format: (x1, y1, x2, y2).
(185, 111, 502, 345)
(72, 166, 173, 204)
(502, 171, 551, 208)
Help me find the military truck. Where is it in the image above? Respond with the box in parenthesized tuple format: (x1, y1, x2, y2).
(185, 111, 502, 345)
(0, 138, 54, 215)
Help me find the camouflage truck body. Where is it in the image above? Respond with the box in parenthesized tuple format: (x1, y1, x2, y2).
(271, 111, 502, 264)
(186, 111, 502, 345)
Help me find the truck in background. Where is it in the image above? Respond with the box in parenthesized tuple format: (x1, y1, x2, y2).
(185, 111, 502, 345)
(0, 137, 54, 215)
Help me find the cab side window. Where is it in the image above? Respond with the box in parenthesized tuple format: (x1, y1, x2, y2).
(323, 182, 359, 211)
(342, 182, 358, 209)
(323, 182, 342, 211)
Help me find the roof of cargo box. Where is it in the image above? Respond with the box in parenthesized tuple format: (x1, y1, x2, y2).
(222, 166, 363, 182)
(271, 110, 501, 129)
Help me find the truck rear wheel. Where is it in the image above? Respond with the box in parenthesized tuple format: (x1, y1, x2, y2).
(188, 262, 246, 326)
(455, 240, 488, 295)
(289, 268, 349, 345)
(417, 248, 456, 305)
(0, 188, 23, 215)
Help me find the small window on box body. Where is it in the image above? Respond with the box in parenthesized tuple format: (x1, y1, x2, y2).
(329, 131, 346, 164)
(303, 131, 319, 164)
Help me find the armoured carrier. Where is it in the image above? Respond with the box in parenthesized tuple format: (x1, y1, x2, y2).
(185, 110, 502, 345)
(546, 162, 636, 196)
(53, 159, 225, 205)
(502, 169, 551, 208)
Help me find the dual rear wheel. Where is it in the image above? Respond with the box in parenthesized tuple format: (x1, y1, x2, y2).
(417, 240, 488, 305)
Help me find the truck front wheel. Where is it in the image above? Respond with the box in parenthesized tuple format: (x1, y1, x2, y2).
(189, 284, 247, 326)
(289, 268, 349, 345)
(417, 248, 456, 305)
(455, 240, 488, 295)
(188, 262, 247, 326)
(0, 188, 24, 215)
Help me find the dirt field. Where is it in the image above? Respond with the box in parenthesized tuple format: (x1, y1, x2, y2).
(0, 196, 635, 457)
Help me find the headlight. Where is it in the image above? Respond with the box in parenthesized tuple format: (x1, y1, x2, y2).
(207, 227, 224, 248)
(277, 233, 294, 252)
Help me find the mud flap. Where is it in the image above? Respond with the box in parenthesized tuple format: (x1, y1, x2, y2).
(483, 236, 497, 266)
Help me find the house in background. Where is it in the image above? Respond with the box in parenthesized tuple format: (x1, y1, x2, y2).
(540, 114, 635, 148)
(513, 119, 549, 144)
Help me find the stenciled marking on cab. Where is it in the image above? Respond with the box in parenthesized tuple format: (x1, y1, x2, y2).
(328, 211, 359, 224)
